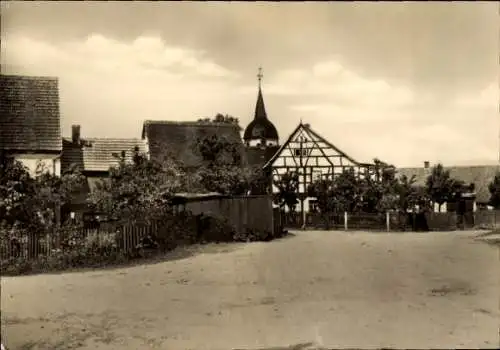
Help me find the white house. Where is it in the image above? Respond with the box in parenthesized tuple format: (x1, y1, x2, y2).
(0, 74, 62, 177)
(263, 122, 373, 222)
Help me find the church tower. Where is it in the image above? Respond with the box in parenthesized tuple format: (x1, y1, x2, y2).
(243, 67, 280, 167)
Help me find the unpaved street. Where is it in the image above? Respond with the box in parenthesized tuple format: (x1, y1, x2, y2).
(1, 231, 499, 349)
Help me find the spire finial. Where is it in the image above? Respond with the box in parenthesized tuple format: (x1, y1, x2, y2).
(257, 66, 263, 87)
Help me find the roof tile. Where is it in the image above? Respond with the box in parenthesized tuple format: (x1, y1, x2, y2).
(398, 165, 500, 203)
(0, 74, 62, 152)
(62, 138, 147, 172)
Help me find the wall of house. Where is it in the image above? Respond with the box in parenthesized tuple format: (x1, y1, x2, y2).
(14, 154, 61, 177)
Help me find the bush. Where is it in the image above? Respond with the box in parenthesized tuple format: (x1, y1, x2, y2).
(233, 228, 274, 242)
(0, 227, 129, 276)
(199, 215, 235, 243)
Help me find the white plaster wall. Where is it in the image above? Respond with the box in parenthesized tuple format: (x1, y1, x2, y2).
(14, 155, 61, 177)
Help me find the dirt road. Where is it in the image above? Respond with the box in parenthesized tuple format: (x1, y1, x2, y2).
(1, 231, 499, 349)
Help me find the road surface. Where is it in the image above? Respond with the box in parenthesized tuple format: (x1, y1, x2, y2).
(1, 230, 499, 349)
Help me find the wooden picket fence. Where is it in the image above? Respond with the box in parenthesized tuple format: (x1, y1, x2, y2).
(280, 210, 500, 232)
(0, 224, 152, 261)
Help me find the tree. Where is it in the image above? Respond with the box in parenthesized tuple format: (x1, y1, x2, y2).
(307, 179, 336, 213)
(87, 149, 184, 223)
(192, 132, 252, 195)
(425, 163, 453, 212)
(0, 156, 37, 229)
(0, 156, 85, 231)
(332, 168, 363, 213)
(489, 171, 500, 209)
(396, 174, 417, 213)
(359, 158, 399, 213)
(246, 166, 272, 195)
(198, 113, 242, 131)
(273, 172, 299, 212)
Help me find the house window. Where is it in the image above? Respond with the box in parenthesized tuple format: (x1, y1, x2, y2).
(294, 148, 309, 157)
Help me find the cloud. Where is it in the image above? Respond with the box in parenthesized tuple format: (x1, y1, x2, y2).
(1, 33, 238, 79)
(1, 34, 245, 138)
(455, 82, 499, 108)
(252, 59, 415, 110)
(251, 59, 498, 166)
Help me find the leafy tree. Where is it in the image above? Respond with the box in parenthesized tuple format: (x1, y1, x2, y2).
(195, 133, 242, 167)
(198, 113, 242, 131)
(0, 156, 37, 229)
(87, 149, 183, 223)
(273, 172, 299, 212)
(489, 172, 500, 209)
(307, 178, 336, 214)
(246, 166, 272, 195)
(359, 159, 399, 213)
(192, 132, 252, 195)
(1, 155, 85, 258)
(0, 156, 85, 231)
(425, 163, 454, 212)
(332, 168, 363, 212)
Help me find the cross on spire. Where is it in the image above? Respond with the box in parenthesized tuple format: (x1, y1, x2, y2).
(257, 66, 263, 87)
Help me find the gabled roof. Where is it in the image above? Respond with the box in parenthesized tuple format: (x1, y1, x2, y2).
(62, 138, 147, 172)
(263, 122, 362, 169)
(142, 120, 246, 168)
(0, 74, 62, 152)
(397, 165, 499, 203)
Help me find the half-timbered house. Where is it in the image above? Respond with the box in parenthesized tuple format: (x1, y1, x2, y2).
(263, 122, 373, 221)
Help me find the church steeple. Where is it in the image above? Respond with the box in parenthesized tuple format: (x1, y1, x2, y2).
(243, 66, 279, 145)
(254, 67, 268, 120)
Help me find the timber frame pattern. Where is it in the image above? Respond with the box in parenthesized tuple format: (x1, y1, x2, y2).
(263, 122, 374, 198)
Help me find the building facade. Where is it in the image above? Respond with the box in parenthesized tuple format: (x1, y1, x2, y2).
(0, 74, 62, 177)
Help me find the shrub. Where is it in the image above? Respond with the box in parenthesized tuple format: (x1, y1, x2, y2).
(233, 228, 273, 242)
(199, 215, 235, 243)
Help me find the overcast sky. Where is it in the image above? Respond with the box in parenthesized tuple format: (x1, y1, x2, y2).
(1, 1, 498, 167)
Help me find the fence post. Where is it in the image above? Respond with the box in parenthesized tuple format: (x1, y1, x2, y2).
(386, 211, 390, 232)
(344, 212, 348, 231)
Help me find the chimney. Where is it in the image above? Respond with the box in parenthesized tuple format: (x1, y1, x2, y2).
(72, 125, 81, 144)
(424, 161, 430, 169)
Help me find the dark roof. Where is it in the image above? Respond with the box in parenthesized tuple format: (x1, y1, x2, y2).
(243, 86, 279, 141)
(142, 120, 246, 168)
(398, 165, 499, 203)
(0, 74, 62, 152)
(62, 138, 147, 172)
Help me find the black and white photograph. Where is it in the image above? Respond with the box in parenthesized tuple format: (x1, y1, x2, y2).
(0, 2, 499, 349)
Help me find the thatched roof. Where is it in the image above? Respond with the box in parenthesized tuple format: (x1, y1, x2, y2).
(0, 74, 61, 152)
(142, 120, 246, 168)
(397, 165, 499, 204)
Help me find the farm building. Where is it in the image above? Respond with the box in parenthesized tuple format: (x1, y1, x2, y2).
(398, 163, 499, 212)
(141, 120, 246, 171)
(0, 74, 62, 177)
(263, 121, 374, 220)
(61, 125, 147, 222)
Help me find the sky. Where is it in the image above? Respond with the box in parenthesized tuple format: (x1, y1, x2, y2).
(1, 1, 499, 167)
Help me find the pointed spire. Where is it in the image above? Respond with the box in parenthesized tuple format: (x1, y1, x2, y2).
(254, 66, 268, 120)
